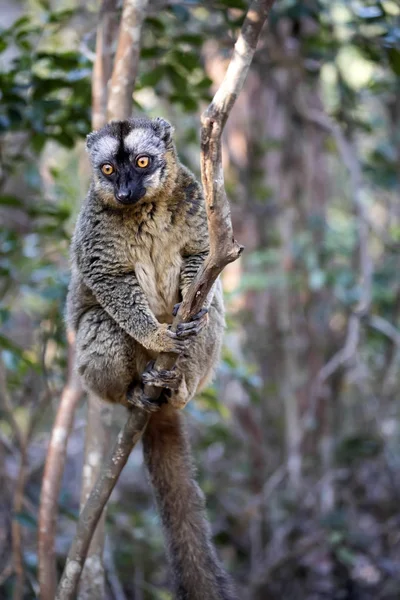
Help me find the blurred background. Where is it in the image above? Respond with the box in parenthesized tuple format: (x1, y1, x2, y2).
(0, 0, 400, 598)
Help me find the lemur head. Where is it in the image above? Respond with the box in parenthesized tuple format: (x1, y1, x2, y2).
(86, 117, 176, 206)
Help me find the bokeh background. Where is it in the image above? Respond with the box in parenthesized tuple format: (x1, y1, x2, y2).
(0, 0, 400, 598)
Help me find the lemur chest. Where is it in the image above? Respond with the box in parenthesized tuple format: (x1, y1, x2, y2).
(128, 230, 183, 323)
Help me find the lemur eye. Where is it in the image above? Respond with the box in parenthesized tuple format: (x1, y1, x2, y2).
(101, 163, 114, 176)
(136, 155, 150, 168)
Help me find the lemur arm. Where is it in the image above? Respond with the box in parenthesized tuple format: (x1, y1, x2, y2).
(75, 242, 184, 354)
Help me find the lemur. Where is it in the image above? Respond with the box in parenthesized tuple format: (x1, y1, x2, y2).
(66, 117, 237, 600)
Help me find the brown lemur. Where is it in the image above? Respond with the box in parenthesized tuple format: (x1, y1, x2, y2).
(66, 117, 237, 600)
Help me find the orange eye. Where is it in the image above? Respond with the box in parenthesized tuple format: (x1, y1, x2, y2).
(101, 163, 114, 176)
(136, 155, 150, 168)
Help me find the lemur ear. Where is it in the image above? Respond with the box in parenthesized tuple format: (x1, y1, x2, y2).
(86, 131, 97, 151)
(152, 117, 174, 143)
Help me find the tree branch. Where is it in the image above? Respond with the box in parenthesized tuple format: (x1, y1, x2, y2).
(56, 1, 275, 597)
(300, 107, 373, 419)
(92, 0, 119, 130)
(39, 2, 118, 596)
(38, 333, 83, 600)
(107, 0, 149, 121)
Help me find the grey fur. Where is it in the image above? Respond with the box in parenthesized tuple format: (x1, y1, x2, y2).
(67, 117, 237, 599)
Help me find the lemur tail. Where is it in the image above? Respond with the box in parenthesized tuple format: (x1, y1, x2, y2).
(142, 403, 238, 600)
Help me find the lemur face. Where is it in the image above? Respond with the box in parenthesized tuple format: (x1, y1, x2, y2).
(86, 117, 174, 206)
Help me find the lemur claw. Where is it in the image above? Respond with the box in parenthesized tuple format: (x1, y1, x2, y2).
(172, 303, 208, 322)
(126, 381, 164, 413)
(142, 361, 182, 390)
(176, 309, 209, 338)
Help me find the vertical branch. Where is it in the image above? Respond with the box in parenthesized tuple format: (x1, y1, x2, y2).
(38, 334, 83, 600)
(77, 396, 113, 600)
(39, 2, 118, 596)
(92, 0, 119, 130)
(107, 0, 149, 121)
(276, 203, 302, 490)
(11, 445, 29, 600)
(1, 347, 52, 600)
(79, 0, 148, 597)
(56, 1, 275, 597)
(78, 2, 119, 597)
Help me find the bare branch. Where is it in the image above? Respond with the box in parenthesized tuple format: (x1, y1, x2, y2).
(56, 1, 275, 596)
(181, 0, 276, 319)
(38, 334, 83, 600)
(300, 107, 373, 419)
(368, 315, 400, 346)
(77, 395, 113, 600)
(92, 0, 119, 130)
(1, 353, 51, 600)
(298, 106, 373, 313)
(55, 409, 149, 600)
(64, 1, 150, 596)
(368, 315, 400, 396)
(0, 355, 25, 451)
(107, 0, 149, 121)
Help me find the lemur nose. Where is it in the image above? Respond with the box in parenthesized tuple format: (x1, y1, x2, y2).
(116, 190, 131, 202)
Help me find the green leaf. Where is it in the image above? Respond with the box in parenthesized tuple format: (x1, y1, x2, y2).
(139, 65, 166, 87)
(170, 49, 199, 72)
(141, 46, 166, 60)
(0, 195, 24, 208)
(175, 33, 204, 47)
(145, 16, 166, 32)
(387, 48, 400, 76)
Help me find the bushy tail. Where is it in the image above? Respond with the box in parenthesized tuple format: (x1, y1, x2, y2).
(142, 404, 237, 600)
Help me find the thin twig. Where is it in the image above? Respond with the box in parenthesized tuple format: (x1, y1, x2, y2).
(56, 1, 274, 597)
(301, 107, 374, 420)
(0, 562, 13, 587)
(104, 537, 128, 600)
(368, 315, 400, 396)
(368, 315, 400, 346)
(0, 356, 26, 600)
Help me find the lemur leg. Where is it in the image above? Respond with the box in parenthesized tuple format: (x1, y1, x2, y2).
(76, 306, 153, 409)
(142, 298, 225, 409)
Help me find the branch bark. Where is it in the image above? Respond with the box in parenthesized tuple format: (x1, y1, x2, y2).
(38, 333, 83, 600)
(92, 0, 119, 130)
(56, 1, 275, 597)
(107, 0, 149, 121)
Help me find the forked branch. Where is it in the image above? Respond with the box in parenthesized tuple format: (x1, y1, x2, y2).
(56, 1, 275, 597)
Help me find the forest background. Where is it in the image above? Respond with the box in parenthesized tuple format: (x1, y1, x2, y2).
(0, 0, 400, 598)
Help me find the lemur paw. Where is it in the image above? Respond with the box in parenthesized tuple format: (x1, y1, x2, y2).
(173, 306, 209, 338)
(126, 382, 165, 413)
(142, 360, 182, 390)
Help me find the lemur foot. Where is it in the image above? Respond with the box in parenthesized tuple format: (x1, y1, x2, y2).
(126, 381, 165, 413)
(172, 304, 209, 338)
(142, 360, 182, 390)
